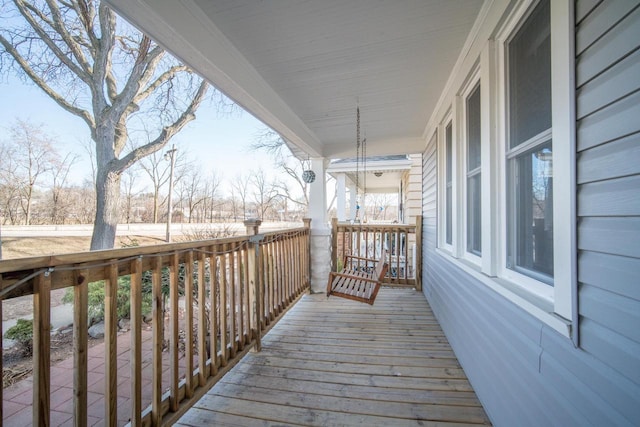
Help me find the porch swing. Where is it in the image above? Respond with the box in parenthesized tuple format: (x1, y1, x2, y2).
(326, 105, 389, 305)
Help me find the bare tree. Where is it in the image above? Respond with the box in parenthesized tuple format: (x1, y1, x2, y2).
(7, 120, 57, 225)
(179, 167, 210, 223)
(0, 0, 210, 249)
(231, 173, 251, 221)
(251, 128, 309, 209)
(139, 148, 187, 223)
(250, 168, 279, 221)
(49, 152, 78, 224)
(204, 170, 223, 222)
(121, 163, 142, 223)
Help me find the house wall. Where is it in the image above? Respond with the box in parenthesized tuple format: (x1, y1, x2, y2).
(421, 1, 640, 426)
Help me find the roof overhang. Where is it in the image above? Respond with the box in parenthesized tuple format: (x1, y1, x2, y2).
(105, 0, 486, 159)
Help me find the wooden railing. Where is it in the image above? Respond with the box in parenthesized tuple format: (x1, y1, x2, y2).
(331, 216, 422, 289)
(0, 220, 310, 426)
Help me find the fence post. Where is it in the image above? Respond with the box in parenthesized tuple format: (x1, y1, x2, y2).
(244, 220, 263, 352)
(331, 217, 338, 272)
(416, 215, 423, 291)
(303, 218, 312, 293)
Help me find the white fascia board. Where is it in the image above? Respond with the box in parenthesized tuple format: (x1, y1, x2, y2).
(104, 0, 323, 158)
(323, 137, 425, 159)
(327, 161, 413, 174)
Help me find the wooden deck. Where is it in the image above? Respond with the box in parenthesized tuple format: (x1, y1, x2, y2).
(176, 288, 491, 426)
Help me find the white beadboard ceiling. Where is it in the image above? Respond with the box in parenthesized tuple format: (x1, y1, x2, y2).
(106, 0, 485, 159)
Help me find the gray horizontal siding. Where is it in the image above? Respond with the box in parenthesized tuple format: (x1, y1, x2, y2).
(577, 132, 640, 183)
(578, 251, 640, 300)
(576, 89, 640, 151)
(576, 4, 640, 86)
(577, 0, 640, 398)
(576, 47, 640, 119)
(578, 0, 640, 419)
(421, 3, 640, 424)
(576, 0, 638, 54)
(578, 217, 640, 258)
(578, 175, 640, 216)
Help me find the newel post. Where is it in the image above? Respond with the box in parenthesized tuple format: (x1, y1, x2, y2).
(244, 220, 263, 352)
(331, 218, 338, 272)
(415, 215, 423, 291)
(303, 218, 312, 292)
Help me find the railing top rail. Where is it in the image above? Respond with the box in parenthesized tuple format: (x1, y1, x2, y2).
(0, 226, 310, 274)
(335, 222, 416, 231)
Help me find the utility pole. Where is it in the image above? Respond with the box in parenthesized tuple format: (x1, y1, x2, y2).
(164, 144, 177, 242)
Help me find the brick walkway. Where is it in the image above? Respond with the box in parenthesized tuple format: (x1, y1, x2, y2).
(2, 329, 179, 426)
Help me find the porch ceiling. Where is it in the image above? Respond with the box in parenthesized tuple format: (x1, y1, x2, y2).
(105, 0, 485, 159)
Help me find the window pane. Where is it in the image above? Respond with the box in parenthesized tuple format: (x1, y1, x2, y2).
(467, 173, 481, 255)
(508, 0, 551, 148)
(445, 122, 453, 245)
(510, 142, 553, 281)
(467, 84, 481, 171)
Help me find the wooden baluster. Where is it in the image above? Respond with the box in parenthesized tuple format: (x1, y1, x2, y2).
(403, 229, 409, 284)
(218, 247, 228, 366)
(0, 295, 3, 423)
(151, 256, 163, 426)
(129, 258, 143, 427)
(33, 270, 51, 427)
(416, 215, 423, 291)
(267, 243, 274, 322)
(277, 237, 283, 311)
(331, 218, 338, 272)
(184, 251, 194, 399)
(243, 243, 250, 343)
(169, 253, 179, 412)
(247, 236, 261, 352)
(196, 251, 208, 384)
(105, 263, 118, 426)
(236, 245, 244, 350)
(364, 227, 369, 260)
(295, 234, 301, 295)
(228, 245, 237, 358)
(285, 236, 291, 303)
(397, 228, 402, 284)
(209, 248, 219, 374)
(73, 268, 89, 427)
(258, 240, 265, 328)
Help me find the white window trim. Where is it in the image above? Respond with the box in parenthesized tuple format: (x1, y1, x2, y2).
(434, 0, 576, 340)
(494, 0, 576, 326)
(437, 111, 456, 255)
(458, 65, 482, 266)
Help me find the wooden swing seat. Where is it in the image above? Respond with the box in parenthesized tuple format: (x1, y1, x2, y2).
(326, 251, 388, 305)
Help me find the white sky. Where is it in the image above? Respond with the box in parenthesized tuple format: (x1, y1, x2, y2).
(0, 74, 285, 197)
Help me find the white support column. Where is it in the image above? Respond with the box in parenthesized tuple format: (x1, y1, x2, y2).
(349, 183, 357, 221)
(308, 158, 331, 293)
(336, 173, 346, 222)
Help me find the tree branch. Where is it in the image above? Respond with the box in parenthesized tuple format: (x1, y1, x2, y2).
(0, 32, 95, 131)
(115, 80, 209, 172)
(133, 57, 183, 104)
(43, 0, 93, 75)
(15, 0, 91, 83)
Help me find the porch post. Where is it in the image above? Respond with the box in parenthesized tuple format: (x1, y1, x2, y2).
(336, 173, 347, 221)
(308, 157, 331, 293)
(349, 183, 357, 221)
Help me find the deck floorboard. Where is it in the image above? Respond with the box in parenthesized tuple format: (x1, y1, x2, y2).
(176, 288, 491, 426)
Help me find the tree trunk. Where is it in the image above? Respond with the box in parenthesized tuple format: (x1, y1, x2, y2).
(91, 169, 121, 250)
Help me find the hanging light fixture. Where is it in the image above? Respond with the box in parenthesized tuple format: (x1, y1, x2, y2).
(301, 169, 316, 183)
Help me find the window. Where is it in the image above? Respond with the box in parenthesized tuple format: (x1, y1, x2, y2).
(466, 84, 481, 256)
(506, 0, 553, 284)
(445, 122, 453, 246)
(434, 0, 575, 336)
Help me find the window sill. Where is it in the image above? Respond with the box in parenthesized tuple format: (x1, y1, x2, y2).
(435, 249, 572, 339)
